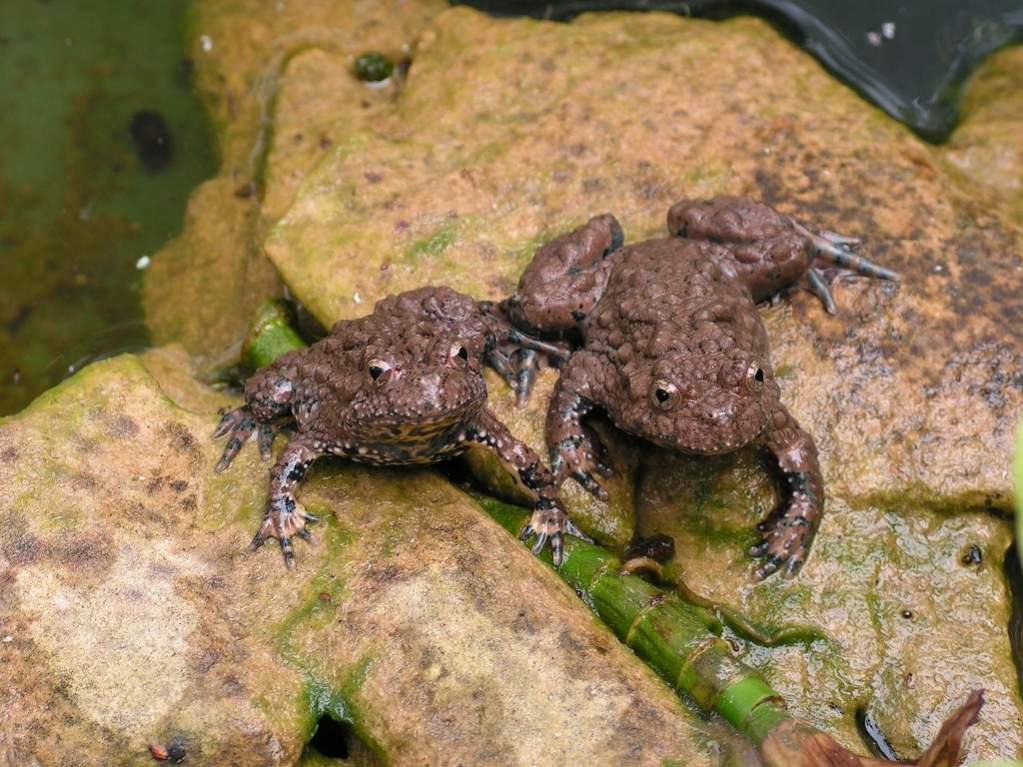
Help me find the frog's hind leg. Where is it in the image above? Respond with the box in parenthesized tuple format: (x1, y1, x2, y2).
(499, 213, 622, 336)
(249, 437, 323, 568)
(480, 301, 572, 406)
(668, 196, 900, 311)
(792, 221, 900, 282)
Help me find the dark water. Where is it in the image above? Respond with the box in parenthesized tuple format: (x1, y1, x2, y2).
(0, 1, 216, 415)
(0, 1, 1019, 415)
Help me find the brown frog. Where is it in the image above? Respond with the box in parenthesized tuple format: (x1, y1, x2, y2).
(214, 286, 584, 567)
(499, 196, 899, 580)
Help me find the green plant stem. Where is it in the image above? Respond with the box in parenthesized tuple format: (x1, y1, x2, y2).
(241, 299, 306, 370)
(478, 497, 792, 747)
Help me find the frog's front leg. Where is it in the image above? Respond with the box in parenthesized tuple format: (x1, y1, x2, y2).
(213, 366, 298, 469)
(544, 352, 613, 501)
(750, 405, 823, 580)
(249, 436, 323, 568)
(467, 409, 590, 566)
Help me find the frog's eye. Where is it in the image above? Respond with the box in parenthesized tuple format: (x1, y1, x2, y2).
(448, 342, 470, 366)
(746, 363, 765, 390)
(367, 359, 393, 384)
(650, 379, 679, 410)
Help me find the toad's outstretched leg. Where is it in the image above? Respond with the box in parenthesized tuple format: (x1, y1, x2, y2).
(750, 405, 823, 580)
(666, 196, 899, 312)
(249, 437, 323, 568)
(467, 409, 590, 566)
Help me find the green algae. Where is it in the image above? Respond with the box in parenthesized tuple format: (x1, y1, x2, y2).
(404, 221, 460, 262)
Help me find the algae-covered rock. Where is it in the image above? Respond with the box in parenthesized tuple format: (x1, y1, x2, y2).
(636, 448, 1023, 760)
(0, 350, 716, 766)
(143, 0, 446, 373)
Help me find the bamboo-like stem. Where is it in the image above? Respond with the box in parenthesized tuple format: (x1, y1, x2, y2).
(480, 497, 792, 747)
(241, 299, 306, 370)
(245, 307, 984, 766)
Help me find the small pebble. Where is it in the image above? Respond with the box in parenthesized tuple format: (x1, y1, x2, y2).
(961, 544, 982, 566)
(901, 609, 913, 619)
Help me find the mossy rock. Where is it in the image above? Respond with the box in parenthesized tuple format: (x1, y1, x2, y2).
(0, 347, 716, 765)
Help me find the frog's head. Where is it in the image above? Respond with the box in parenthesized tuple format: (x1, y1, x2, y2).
(347, 330, 488, 442)
(610, 348, 778, 454)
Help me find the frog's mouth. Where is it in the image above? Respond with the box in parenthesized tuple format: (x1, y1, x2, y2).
(621, 403, 768, 455)
(650, 430, 759, 455)
(350, 368, 487, 444)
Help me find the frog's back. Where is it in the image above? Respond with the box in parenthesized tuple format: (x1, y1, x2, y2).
(585, 238, 767, 360)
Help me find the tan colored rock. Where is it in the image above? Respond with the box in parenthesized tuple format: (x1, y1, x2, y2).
(944, 45, 1023, 222)
(143, 178, 280, 367)
(0, 349, 714, 766)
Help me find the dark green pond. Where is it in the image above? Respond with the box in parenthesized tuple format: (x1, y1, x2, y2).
(0, 0, 216, 415)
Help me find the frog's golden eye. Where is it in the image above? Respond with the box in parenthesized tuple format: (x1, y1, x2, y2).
(368, 359, 393, 384)
(449, 342, 470, 366)
(746, 362, 765, 390)
(650, 379, 678, 410)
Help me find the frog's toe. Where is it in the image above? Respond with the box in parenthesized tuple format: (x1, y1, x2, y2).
(257, 423, 274, 459)
(573, 470, 609, 500)
(749, 507, 815, 581)
(249, 497, 317, 568)
(213, 407, 244, 438)
(806, 267, 838, 315)
(214, 406, 264, 472)
(513, 349, 538, 407)
(552, 438, 611, 500)
(519, 502, 588, 567)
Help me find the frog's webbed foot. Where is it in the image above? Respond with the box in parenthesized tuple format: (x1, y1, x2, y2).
(748, 488, 819, 581)
(214, 407, 281, 469)
(519, 499, 592, 567)
(550, 432, 612, 501)
(792, 222, 901, 312)
(249, 495, 320, 569)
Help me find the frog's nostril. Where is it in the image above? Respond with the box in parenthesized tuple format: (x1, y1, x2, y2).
(708, 405, 734, 423)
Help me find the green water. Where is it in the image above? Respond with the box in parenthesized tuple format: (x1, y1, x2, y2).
(0, 1, 216, 415)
